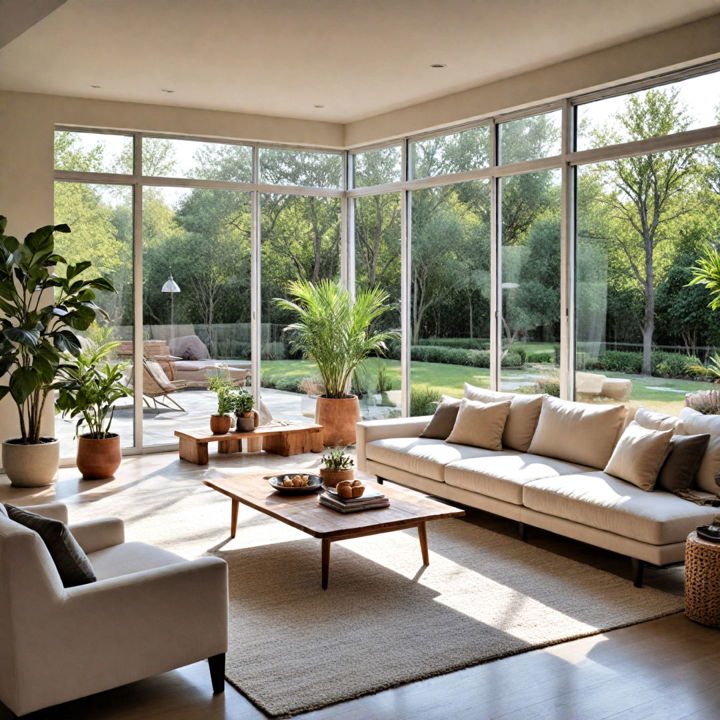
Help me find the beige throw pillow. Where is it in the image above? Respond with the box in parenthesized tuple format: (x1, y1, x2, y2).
(446, 398, 511, 451)
(604, 421, 674, 491)
(464, 383, 544, 452)
(528, 397, 627, 469)
(634, 406, 681, 432)
(678, 408, 720, 494)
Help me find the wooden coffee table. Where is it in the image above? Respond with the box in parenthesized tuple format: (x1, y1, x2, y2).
(203, 474, 465, 589)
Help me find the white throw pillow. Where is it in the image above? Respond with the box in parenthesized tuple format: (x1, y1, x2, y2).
(464, 383, 544, 452)
(678, 408, 720, 494)
(446, 398, 511, 451)
(528, 397, 627, 469)
(604, 421, 674, 491)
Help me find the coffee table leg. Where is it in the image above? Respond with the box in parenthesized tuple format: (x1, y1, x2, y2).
(418, 522, 429, 565)
(230, 499, 239, 539)
(321, 538, 331, 590)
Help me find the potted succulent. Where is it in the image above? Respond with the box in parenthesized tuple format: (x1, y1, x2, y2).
(275, 279, 394, 445)
(0, 216, 115, 487)
(320, 446, 354, 487)
(56, 341, 133, 479)
(234, 389, 255, 432)
(208, 375, 234, 434)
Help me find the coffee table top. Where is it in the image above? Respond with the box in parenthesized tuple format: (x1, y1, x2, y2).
(176, 422, 322, 442)
(204, 473, 465, 538)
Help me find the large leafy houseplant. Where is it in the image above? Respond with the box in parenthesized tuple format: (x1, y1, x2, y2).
(275, 279, 394, 445)
(0, 215, 114, 485)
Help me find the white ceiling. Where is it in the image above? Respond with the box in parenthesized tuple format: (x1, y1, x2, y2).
(1, 0, 719, 123)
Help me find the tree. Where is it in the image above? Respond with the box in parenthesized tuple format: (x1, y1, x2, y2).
(592, 89, 697, 374)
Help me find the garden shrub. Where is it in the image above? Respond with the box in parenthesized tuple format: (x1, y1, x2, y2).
(410, 385, 442, 416)
(501, 352, 523, 368)
(410, 345, 492, 367)
(586, 349, 701, 378)
(526, 350, 554, 363)
(686, 389, 720, 415)
(274, 376, 302, 393)
(518, 380, 560, 397)
(418, 338, 488, 350)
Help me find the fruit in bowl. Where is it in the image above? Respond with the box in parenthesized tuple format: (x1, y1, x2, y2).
(336, 479, 365, 499)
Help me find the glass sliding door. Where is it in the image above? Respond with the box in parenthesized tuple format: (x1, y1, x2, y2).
(500, 169, 561, 394)
(410, 180, 491, 414)
(142, 187, 252, 446)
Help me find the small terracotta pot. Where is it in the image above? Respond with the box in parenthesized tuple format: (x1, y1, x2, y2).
(2, 438, 59, 488)
(77, 434, 121, 480)
(210, 414, 232, 434)
(315, 395, 360, 446)
(320, 467, 354, 487)
(235, 413, 255, 432)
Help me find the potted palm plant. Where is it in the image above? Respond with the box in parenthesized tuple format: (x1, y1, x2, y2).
(208, 375, 234, 434)
(234, 389, 255, 432)
(56, 341, 133, 479)
(275, 279, 394, 445)
(0, 216, 115, 487)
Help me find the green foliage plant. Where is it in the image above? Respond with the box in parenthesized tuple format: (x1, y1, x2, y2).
(275, 279, 395, 399)
(410, 385, 442, 416)
(321, 446, 354, 471)
(233, 388, 254, 415)
(56, 341, 132, 438)
(0, 216, 115, 444)
(208, 374, 235, 415)
(689, 243, 720, 310)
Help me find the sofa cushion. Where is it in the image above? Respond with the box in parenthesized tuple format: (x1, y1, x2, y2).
(446, 398, 511, 450)
(464, 384, 544, 452)
(523, 471, 718, 545)
(366, 437, 509, 482)
(527, 397, 626, 469)
(657, 433, 710, 493)
(678, 408, 720, 494)
(445, 453, 589, 505)
(88, 541, 186, 581)
(4, 504, 96, 588)
(604, 421, 673, 491)
(169, 334, 210, 360)
(634, 406, 681, 432)
(420, 396, 462, 440)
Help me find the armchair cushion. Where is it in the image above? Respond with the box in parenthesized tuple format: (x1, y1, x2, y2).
(4, 504, 96, 588)
(88, 541, 186, 580)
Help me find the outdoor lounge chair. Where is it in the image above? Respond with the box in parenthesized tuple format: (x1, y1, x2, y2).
(142, 359, 191, 412)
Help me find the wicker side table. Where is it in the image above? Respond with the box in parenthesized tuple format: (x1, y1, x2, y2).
(685, 531, 720, 628)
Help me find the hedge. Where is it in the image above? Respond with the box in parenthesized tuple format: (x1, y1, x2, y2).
(585, 349, 701, 378)
(418, 338, 489, 350)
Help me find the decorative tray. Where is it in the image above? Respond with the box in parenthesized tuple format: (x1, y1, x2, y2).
(696, 525, 720, 543)
(266, 474, 323, 495)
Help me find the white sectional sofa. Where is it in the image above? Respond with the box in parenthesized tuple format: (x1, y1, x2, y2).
(357, 393, 720, 587)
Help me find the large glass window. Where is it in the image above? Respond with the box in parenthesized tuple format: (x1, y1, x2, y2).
(141, 187, 252, 446)
(260, 194, 341, 421)
(142, 137, 252, 182)
(54, 130, 133, 174)
(410, 181, 491, 414)
(410, 126, 490, 179)
(53, 181, 134, 458)
(500, 170, 561, 393)
(354, 193, 402, 419)
(499, 110, 562, 164)
(260, 148, 343, 188)
(353, 146, 401, 188)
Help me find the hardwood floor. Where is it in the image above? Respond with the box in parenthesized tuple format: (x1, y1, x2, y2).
(1, 449, 717, 720)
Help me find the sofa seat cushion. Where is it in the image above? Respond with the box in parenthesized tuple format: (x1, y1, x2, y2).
(445, 454, 589, 505)
(88, 541, 186, 581)
(523, 472, 718, 545)
(365, 437, 510, 482)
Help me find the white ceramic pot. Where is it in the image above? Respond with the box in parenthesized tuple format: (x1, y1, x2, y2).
(2, 438, 60, 488)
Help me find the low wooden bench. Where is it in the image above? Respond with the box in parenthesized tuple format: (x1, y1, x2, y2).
(174, 423, 324, 465)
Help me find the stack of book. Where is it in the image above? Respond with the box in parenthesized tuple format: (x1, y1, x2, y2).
(319, 487, 390, 513)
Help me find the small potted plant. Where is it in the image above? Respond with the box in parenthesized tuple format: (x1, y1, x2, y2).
(208, 375, 234, 434)
(56, 341, 133, 479)
(320, 446, 354, 487)
(234, 389, 255, 432)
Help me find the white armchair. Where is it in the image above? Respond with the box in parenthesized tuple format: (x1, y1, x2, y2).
(0, 503, 228, 717)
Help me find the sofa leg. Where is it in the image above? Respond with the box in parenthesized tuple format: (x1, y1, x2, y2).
(518, 522, 527, 542)
(632, 558, 645, 588)
(377, 477, 384, 485)
(208, 653, 225, 694)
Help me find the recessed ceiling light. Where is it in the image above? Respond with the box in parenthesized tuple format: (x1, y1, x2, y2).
(161, 88, 175, 94)
(314, 104, 325, 109)
(90, 84, 101, 88)
(430, 63, 447, 68)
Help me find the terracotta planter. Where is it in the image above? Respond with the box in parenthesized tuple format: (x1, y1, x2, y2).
(235, 413, 255, 432)
(77, 434, 121, 480)
(2, 438, 59, 488)
(320, 467, 354, 487)
(210, 414, 232, 434)
(315, 395, 361, 446)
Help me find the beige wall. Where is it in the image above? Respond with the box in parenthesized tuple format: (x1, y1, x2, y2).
(0, 13, 719, 452)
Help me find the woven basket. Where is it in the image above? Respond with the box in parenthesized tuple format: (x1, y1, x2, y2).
(685, 531, 720, 627)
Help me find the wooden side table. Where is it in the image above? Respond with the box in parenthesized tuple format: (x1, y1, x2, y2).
(685, 530, 720, 628)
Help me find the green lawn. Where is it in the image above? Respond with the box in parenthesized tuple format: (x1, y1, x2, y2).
(261, 359, 709, 416)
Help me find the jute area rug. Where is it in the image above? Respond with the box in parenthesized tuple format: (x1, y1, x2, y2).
(218, 517, 683, 718)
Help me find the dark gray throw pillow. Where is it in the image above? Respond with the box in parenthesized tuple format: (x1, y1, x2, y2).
(4, 505, 96, 588)
(420, 396, 462, 440)
(657, 433, 710, 493)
